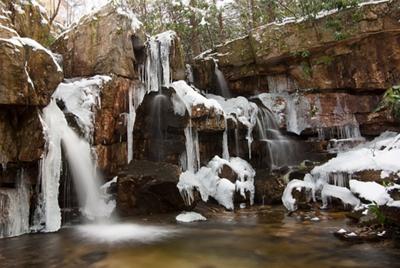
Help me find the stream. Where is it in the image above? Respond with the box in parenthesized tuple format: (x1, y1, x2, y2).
(0, 206, 399, 268)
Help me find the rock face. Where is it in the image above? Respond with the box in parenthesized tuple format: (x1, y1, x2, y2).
(193, 0, 400, 137)
(116, 160, 185, 216)
(0, 0, 62, 184)
(52, 4, 145, 79)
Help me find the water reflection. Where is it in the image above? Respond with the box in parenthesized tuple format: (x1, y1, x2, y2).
(0, 206, 399, 268)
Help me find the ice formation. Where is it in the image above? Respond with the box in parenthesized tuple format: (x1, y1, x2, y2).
(36, 76, 117, 232)
(126, 31, 176, 161)
(176, 211, 207, 223)
(52, 75, 111, 140)
(177, 156, 255, 210)
(0, 171, 30, 238)
(282, 132, 400, 211)
(207, 94, 258, 159)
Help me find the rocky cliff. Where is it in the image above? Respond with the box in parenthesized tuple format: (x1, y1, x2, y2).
(193, 0, 400, 137)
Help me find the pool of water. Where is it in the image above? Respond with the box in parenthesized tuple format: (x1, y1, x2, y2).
(0, 206, 399, 268)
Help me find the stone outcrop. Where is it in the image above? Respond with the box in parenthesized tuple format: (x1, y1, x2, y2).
(1, 0, 51, 45)
(193, 0, 400, 137)
(0, 0, 62, 189)
(116, 160, 185, 216)
(52, 4, 146, 79)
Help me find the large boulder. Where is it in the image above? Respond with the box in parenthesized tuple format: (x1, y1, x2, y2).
(52, 4, 145, 79)
(0, 37, 63, 105)
(3, 0, 51, 45)
(116, 160, 185, 216)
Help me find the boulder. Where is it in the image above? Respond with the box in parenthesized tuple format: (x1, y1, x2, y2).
(52, 4, 145, 79)
(4, 0, 51, 45)
(254, 169, 287, 205)
(116, 160, 185, 216)
(0, 37, 63, 106)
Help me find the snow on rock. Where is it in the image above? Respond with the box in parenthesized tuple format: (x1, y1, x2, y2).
(281, 178, 315, 212)
(52, 75, 112, 140)
(321, 184, 361, 209)
(0, 36, 62, 72)
(282, 132, 400, 212)
(176, 211, 206, 223)
(171, 81, 223, 116)
(349, 180, 391, 205)
(313, 132, 400, 175)
(207, 94, 258, 158)
(177, 156, 255, 210)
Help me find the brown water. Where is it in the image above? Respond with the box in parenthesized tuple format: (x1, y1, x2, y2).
(0, 206, 399, 268)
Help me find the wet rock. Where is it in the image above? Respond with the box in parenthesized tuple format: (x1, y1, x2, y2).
(254, 169, 287, 205)
(218, 164, 237, 183)
(52, 4, 146, 79)
(352, 170, 399, 184)
(381, 205, 400, 226)
(116, 160, 186, 216)
(334, 227, 388, 243)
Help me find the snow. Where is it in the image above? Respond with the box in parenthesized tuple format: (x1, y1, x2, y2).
(116, 5, 142, 30)
(337, 228, 347, 234)
(282, 132, 400, 212)
(177, 156, 255, 210)
(52, 75, 111, 140)
(171, 81, 223, 116)
(176, 211, 206, 222)
(281, 179, 315, 212)
(207, 94, 258, 158)
(0, 37, 62, 72)
(321, 184, 361, 209)
(349, 180, 391, 205)
(313, 132, 400, 175)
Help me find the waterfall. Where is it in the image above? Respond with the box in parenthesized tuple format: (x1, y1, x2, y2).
(149, 93, 169, 161)
(37, 101, 115, 232)
(127, 31, 175, 161)
(0, 170, 30, 238)
(214, 61, 232, 98)
(256, 106, 300, 169)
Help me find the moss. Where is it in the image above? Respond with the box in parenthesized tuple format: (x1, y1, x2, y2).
(315, 55, 334, 65)
(300, 61, 312, 79)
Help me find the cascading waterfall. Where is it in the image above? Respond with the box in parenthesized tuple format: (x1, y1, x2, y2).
(36, 101, 115, 232)
(214, 60, 232, 99)
(256, 106, 300, 168)
(127, 31, 175, 162)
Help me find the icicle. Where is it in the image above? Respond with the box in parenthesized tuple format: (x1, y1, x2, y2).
(222, 118, 230, 160)
(0, 170, 30, 238)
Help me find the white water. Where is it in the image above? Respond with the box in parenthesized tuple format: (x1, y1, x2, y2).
(256, 106, 300, 168)
(127, 31, 175, 161)
(0, 171, 30, 238)
(37, 100, 115, 232)
(214, 61, 232, 98)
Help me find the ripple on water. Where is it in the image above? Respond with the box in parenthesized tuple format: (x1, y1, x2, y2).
(75, 223, 176, 243)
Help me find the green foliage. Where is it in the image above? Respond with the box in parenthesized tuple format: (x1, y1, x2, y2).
(334, 31, 349, 41)
(368, 202, 386, 225)
(126, 0, 365, 61)
(377, 85, 400, 120)
(315, 55, 334, 65)
(292, 50, 311, 58)
(301, 61, 312, 79)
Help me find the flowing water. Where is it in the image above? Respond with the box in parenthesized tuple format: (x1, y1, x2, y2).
(0, 206, 399, 268)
